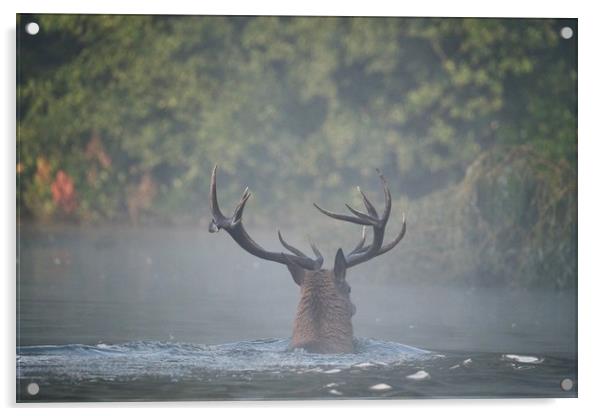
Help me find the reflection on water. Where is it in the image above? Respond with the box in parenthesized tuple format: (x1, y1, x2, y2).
(17, 226, 577, 401)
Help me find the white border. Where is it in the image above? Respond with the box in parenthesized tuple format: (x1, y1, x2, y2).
(4, 0, 584, 17)
(3, 1, 601, 415)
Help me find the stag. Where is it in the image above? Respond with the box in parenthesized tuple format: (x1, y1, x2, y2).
(208, 166, 406, 354)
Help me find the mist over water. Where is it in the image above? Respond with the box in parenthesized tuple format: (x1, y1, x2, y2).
(17, 225, 577, 401)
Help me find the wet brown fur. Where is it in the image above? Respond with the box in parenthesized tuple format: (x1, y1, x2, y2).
(288, 267, 355, 354)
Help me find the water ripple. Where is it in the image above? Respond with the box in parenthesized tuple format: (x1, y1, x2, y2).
(17, 338, 432, 381)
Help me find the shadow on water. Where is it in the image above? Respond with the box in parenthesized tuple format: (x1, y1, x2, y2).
(16, 226, 577, 401)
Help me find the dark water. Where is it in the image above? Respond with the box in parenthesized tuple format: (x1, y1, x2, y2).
(16, 226, 577, 401)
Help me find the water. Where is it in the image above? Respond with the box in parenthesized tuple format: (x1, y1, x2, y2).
(16, 226, 577, 401)
(17, 338, 575, 401)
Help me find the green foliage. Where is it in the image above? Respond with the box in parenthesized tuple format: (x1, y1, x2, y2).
(17, 16, 576, 288)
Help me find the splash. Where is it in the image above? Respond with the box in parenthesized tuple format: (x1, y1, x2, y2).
(17, 338, 432, 382)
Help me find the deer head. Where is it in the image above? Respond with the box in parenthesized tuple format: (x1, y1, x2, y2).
(208, 166, 406, 354)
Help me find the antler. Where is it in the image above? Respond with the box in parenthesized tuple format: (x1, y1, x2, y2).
(209, 165, 323, 270)
(313, 169, 406, 268)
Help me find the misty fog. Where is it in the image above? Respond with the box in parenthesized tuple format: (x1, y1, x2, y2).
(18, 225, 576, 356)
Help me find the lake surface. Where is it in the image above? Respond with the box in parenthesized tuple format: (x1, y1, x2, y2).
(16, 226, 577, 401)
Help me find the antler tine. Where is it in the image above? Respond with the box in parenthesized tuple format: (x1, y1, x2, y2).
(350, 213, 406, 257)
(309, 240, 324, 269)
(313, 203, 373, 226)
(232, 187, 251, 225)
(344, 203, 379, 225)
(278, 230, 310, 258)
(357, 187, 378, 218)
(378, 213, 406, 254)
(349, 226, 367, 255)
(314, 172, 391, 228)
(278, 230, 324, 270)
(209, 165, 226, 223)
(376, 169, 392, 224)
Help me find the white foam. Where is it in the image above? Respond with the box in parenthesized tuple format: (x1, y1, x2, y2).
(369, 383, 392, 391)
(353, 362, 376, 368)
(406, 370, 430, 380)
(503, 354, 543, 364)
